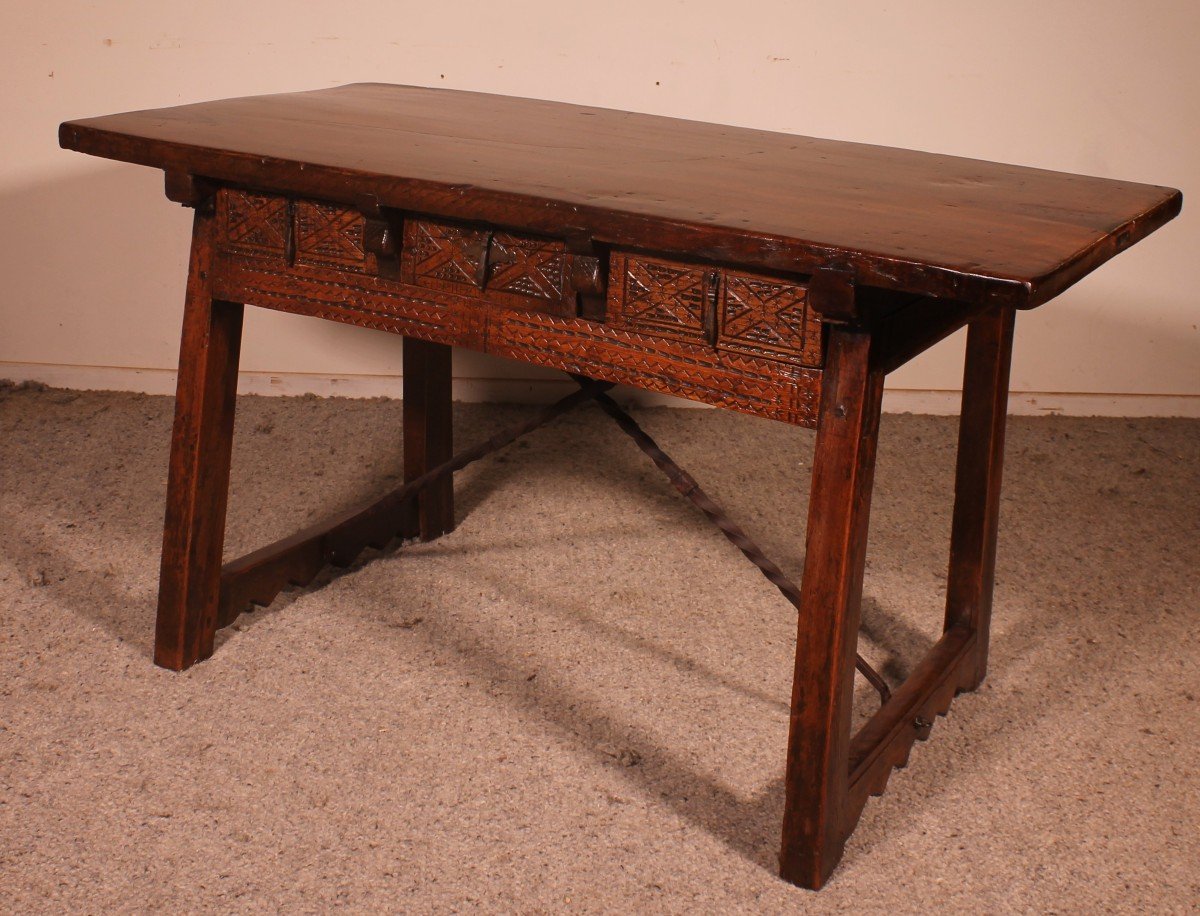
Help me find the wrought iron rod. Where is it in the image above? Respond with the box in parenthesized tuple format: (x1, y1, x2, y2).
(585, 383, 892, 704)
(218, 378, 615, 624)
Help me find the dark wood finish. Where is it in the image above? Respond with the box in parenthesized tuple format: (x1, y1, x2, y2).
(163, 171, 215, 211)
(806, 268, 859, 323)
(944, 307, 1017, 690)
(869, 294, 983, 376)
(154, 209, 243, 670)
(60, 84, 1180, 308)
(362, 215, 401, 280)
(218, 189, 291, 261)
(59, 86, 1181, 891)
(779, 304, 1018, 885)
(780, 326, 884, 889)
(609, 252, 716, 344)
(205, 187, 823, 426)
(846, 626, 975, 819)
(400, 219, 579, 318)
(219, 381, 608, 627)
(607, 252, 822, 369)
(403, 337, 455, 540)
(294, 199, 371, 272)
(219, 524, 329, 628)
(717, 267, 821, 367)
(485, 307, 818, 426)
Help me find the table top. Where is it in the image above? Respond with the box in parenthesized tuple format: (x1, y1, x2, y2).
(60, 83, 1181, 308)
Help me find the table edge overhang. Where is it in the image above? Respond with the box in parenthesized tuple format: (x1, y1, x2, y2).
(58, 118, 1183, 311)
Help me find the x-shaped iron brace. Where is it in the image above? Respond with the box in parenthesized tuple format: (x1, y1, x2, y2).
(218, 372, 892, 704)
(562, 374, 891, 705)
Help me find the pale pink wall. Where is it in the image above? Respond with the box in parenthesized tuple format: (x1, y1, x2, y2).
(2, 1, 1195, 412)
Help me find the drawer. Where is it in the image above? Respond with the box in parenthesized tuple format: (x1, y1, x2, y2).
(218, 190, 290, 260)
(294, 199, 371, 271)
(717, 268, 822, 367)
(607, 252, 823, 368)
(209, 188, 822, 426)
(213, 191, 819, 367)
(402, 219, 574, 317)
(609, 252, 717, 344)
(215, 193, 587, 318)
(217, 190, 376, 273)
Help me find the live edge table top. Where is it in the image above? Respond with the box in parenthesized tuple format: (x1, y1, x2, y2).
(60, 82, 1180, 309)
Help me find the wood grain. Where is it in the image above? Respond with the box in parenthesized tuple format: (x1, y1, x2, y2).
(846, 626, 976, 823)
(59, 83, 1181, 307)
(943, 306, 1017, 690)
(154, 209, 244, 671)
(403, 337, 455, 540)
(206, 188, 824, 426)
(780, 326, 884, 889)
(57, 86, 1184, 890)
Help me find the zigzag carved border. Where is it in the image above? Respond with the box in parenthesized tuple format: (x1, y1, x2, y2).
(845, 626, 976, 830)
(212, 252, 820, 428)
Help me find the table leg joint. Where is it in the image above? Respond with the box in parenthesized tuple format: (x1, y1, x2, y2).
(215, 380, 611, 628)
(845, 624, 977, 828)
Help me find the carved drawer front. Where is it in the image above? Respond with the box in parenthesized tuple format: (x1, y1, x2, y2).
(402, 219, 573, 316)
(218, 190, 290, 260)
(608, 253, 822, 367)
(608, 252, 718, 343)
(216, 190, 375, 273)
(717, 268, 821, 367)
(294, 200, 369, 271)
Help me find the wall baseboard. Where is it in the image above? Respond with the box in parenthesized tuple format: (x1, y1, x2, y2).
(2, 362, 1197, 418)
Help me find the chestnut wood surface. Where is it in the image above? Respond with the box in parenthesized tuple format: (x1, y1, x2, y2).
(154, 210, 243, 670)
(781, 325, 884, 887)
(58, 85, 1182, 892)
(402, 337, 455, 541)
(60, 83, 1180, 308)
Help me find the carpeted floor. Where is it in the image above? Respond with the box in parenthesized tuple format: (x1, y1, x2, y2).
(1, 384, 1197, 913)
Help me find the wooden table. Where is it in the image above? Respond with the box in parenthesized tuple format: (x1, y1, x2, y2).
(59, 84, 1181, 889)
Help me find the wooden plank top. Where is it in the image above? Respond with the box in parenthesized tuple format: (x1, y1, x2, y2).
(60, 83, 1181, 308)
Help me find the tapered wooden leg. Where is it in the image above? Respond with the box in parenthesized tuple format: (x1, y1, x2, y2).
(780, 327, 884, 889)
(155, 210, 244, 671)
(943, 306, 1016, 691)
(402, 337, 454, 540)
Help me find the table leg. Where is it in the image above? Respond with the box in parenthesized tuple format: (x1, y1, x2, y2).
(154, 210, 243, 671)
(402, 337, 455, 540)
(780, 326, 884, 889)
(943, 306, 1016, 691)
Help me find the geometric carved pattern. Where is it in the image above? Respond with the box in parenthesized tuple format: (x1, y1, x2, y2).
(220, 190, 289, 259)
(718, 271, 821, 367)
(212, 249, 820, 427)
(488, 311, 816, 425)
(402, 219, 573, 317)
(612, 253, 715, 343)
(608, 253, 822, 368)
(294, 201, 367, 271)
(406, 221, 490, 293)
(488, 232, 566, 302)
(210, 190, 826, 422)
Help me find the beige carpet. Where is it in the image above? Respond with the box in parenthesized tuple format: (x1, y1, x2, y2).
(1, 383, 1197, 913)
